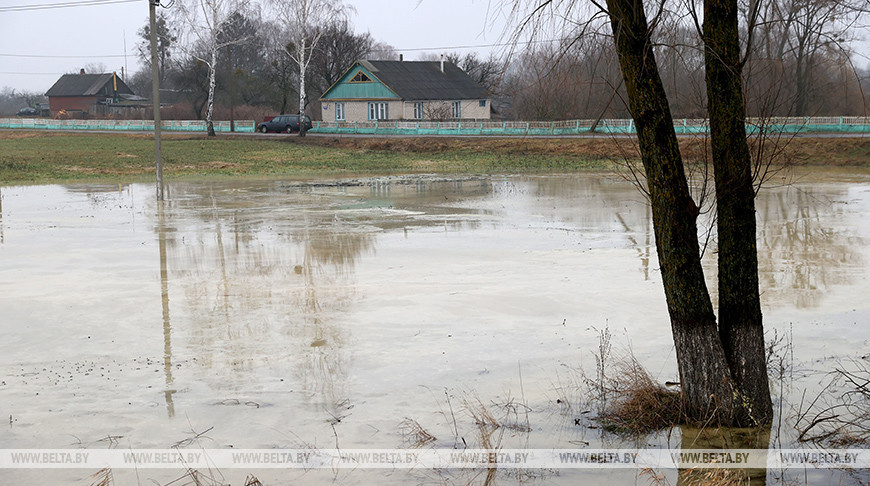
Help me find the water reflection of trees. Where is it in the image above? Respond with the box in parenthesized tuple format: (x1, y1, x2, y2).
(145, 176, 864, 429)
(517, 177, 862, 310)
(676, 426, 770, 485)
(155, 179, 494, 417)
(167, 201, 374, 411)
(491, 176, 655, 279)
(754, 185, 862, 309)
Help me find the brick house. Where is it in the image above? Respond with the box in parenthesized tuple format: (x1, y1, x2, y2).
(45, 70, 136, 117)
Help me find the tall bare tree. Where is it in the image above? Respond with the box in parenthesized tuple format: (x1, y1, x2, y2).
(137, 12, 177, 87)
(742, 0, 869, 116)
(267, 0, 352, 136)
(701, 0, 773, 424)
(508, 0, 775, 425)
(309, 20, 375, 94)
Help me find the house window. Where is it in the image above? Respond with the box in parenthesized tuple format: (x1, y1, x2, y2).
(335, 102, 345, 121)
(452, 101, 462, 118)
(479, 100, 487, 107)
(413, 102, 424, 120)
(350, 71, 372, 83)
(368, 102, 388, 120)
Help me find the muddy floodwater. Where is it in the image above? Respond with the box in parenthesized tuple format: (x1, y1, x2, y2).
(1, 171, 869, 485)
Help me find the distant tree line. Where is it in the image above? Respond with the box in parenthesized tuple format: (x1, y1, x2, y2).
(501, 0, 870, 120)
(1, 0, 868, 120)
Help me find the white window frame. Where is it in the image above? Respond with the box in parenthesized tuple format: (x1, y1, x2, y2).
(452, 101, 462, 118)
(368, 102, 388, 121)
(413, 102, 424, 120)
(335, 102, 345, 121)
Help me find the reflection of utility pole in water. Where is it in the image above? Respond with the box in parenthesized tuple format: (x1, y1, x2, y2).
(211, 194, 231, 319)
(0, 187, 4, 244)
(615, 204, 652, 281)
(158, 202, 176, 418)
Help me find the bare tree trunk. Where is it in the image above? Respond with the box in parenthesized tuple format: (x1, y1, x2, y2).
(206, 43, 217, 137)
(704, 0, 773, 426)
(605, 0, 737, 423)
(794, 47, 808, 116)
(298, 37, 308, 137)
(228, 45, 235, 132)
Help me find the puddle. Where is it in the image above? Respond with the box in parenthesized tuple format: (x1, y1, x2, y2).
(0, 172, 868, 484)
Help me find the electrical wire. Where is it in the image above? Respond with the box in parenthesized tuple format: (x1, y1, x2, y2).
(375, 39, 560, 53)
(0, 53, 131, 58)
(0, 0, 140, 13)
(0, 71, 65, 75)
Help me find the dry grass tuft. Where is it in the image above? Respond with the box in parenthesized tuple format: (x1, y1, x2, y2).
(88, 467, 114, 486)
(243, 474, 264, 486)
(640, 465, 750, 486)
(597, 357, 682, 434)
(796, 360, 870, 446)
(677, 467, 750, 486)
(399, 417, 437, 448)
(162, 468, 229, 486)
(462, 396, 502, 451)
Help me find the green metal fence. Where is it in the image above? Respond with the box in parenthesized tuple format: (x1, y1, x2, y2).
(3, 117, 869, 136)
(309, 117, 870, 136)
(0, 118, 256, 133)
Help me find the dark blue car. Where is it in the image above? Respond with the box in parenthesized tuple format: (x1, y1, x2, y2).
(257, 114, 312, 133)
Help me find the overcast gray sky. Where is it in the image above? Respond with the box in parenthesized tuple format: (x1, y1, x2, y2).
(0, 0, 507, 93)
(2, 1, 867, 94)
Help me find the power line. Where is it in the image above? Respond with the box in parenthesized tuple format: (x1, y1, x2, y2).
(0, 0, 140, 13)
(377, 38, 560, 53)
(0, 40, 554, 61)
(0, 71, 65, 75)
(0, 53, 132, 59)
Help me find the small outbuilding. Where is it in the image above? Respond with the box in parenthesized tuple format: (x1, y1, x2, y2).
(45, 70, 136, 117)
(319, 59, 490, 122)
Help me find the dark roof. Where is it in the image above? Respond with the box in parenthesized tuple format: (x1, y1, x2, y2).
(45, 73, 134, 97)
(359, 60, 488, 101)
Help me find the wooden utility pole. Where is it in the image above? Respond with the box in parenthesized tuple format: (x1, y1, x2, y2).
(149, 0, 164, 201)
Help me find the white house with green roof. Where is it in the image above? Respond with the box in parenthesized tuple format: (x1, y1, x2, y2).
(319, 60, 491, 122)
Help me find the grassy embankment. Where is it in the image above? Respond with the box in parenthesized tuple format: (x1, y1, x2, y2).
(1, 131, 869, 184)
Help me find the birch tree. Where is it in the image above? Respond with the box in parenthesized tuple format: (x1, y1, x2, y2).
(267, 0, 352, 136)
(175, 0, 254, 136)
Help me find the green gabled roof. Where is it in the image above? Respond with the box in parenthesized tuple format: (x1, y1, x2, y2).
(320, 63, 400, 100)
(320, 60, 489, 101)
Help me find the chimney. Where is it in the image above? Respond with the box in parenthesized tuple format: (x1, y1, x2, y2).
(80, 68, 86, 75)
(399, 54, 403, 62)
(440, 54, 444, 73)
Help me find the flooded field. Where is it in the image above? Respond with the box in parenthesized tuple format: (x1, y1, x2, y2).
(1, 171, 868, 485)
